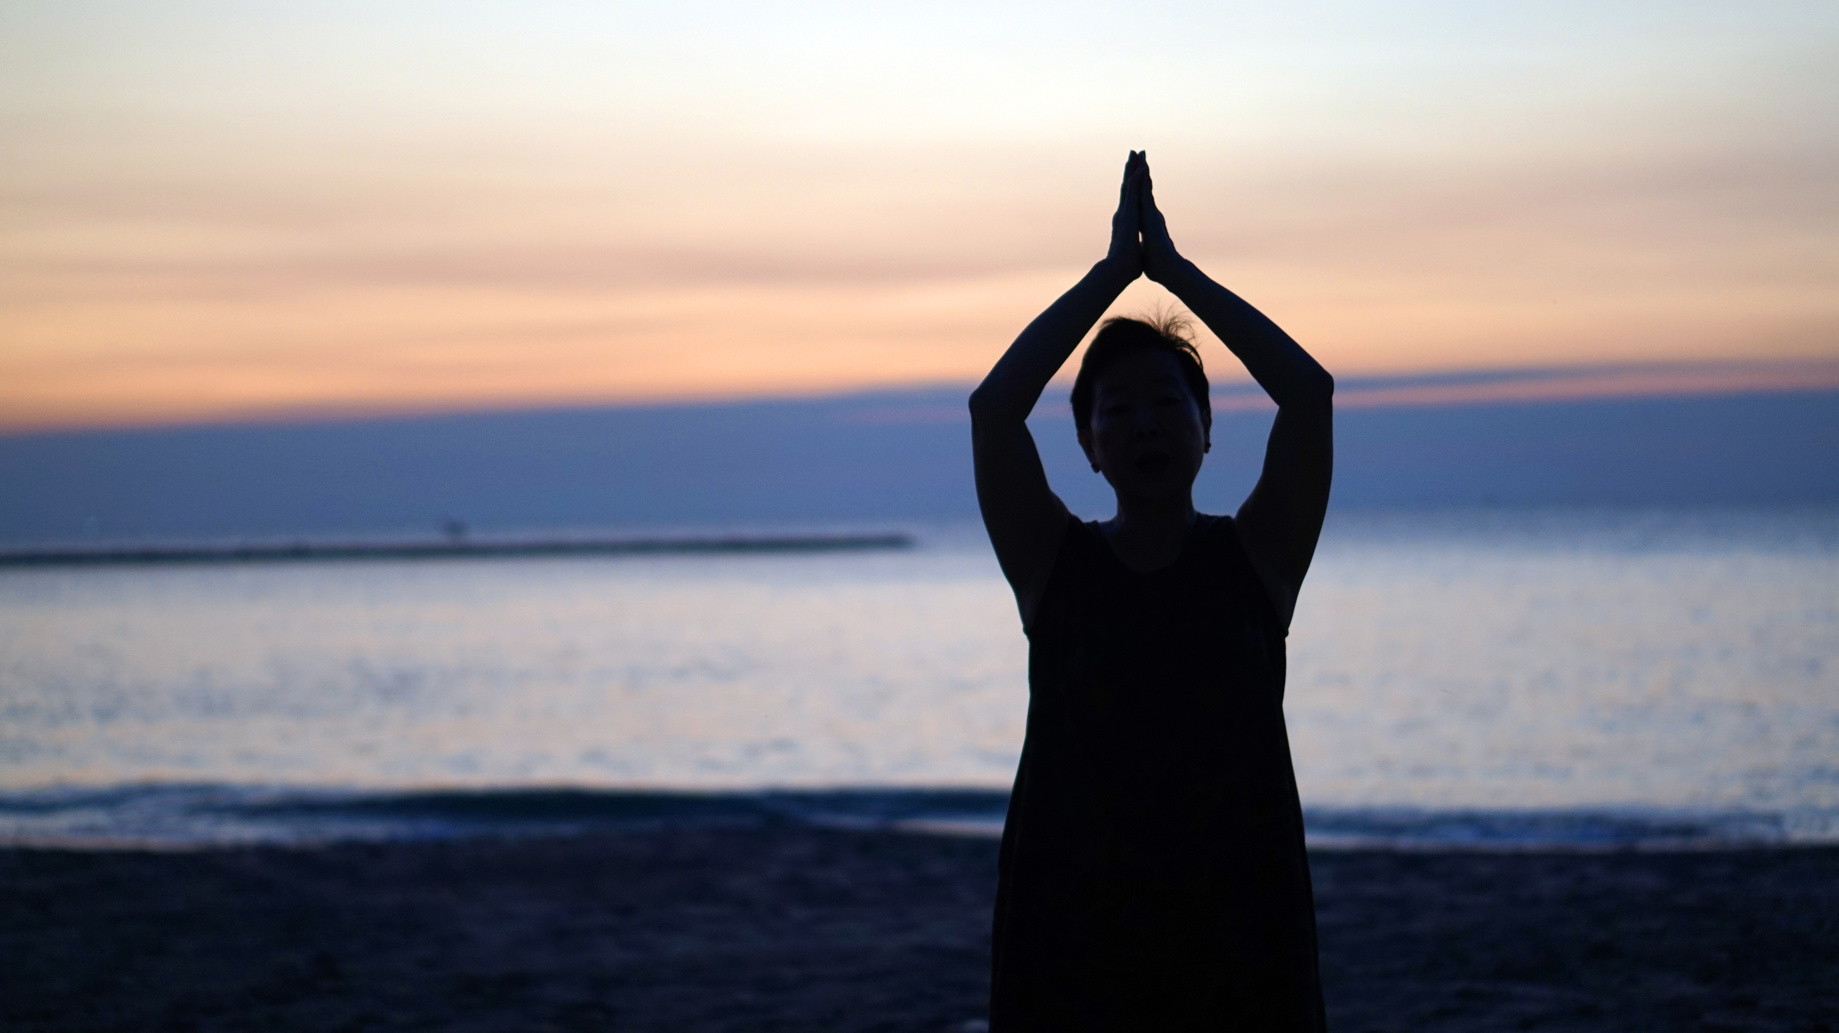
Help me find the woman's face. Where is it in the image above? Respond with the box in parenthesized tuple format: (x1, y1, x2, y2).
(1080, 349, 1210, 502)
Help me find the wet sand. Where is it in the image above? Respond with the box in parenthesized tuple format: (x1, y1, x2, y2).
(3, 828, 1834, 1032)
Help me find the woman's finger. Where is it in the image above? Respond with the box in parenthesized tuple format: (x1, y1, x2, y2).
(1118, 151, 1141, 210)
(1141, 167, 1169, 234)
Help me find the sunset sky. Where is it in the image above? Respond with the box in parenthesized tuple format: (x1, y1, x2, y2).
(3, 1, 1836, 430)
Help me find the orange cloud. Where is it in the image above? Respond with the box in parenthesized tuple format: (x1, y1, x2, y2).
(3, 8, 1835, 432)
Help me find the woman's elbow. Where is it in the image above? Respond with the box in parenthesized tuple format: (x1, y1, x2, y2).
(968, 383, 1011, 425)
(1314, 368, 1335, 402)
(1283, 368, 1333, 410)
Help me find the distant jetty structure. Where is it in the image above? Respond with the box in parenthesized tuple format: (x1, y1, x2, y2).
(0, 532, 914, 568)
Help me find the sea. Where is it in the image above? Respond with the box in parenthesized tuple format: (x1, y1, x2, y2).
(2, 506, 1835, 851)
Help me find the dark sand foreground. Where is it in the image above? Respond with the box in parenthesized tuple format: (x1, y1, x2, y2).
(3, 828, 1835, 1032)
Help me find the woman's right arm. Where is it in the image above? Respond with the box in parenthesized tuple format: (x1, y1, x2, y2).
(969, 152, 1145, 627)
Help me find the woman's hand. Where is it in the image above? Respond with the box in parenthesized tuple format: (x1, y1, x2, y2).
(1105, 151, 1147, 281)
(1138, 155, 1185, 285)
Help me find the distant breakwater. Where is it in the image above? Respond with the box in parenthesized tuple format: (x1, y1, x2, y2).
(0, 532, 914, 568)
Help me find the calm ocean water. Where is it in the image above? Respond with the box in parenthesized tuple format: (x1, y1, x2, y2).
(3, 507, 1835, 848)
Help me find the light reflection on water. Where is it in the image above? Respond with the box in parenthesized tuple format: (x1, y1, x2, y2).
(2, 536, 1026, 790)
(2, 509, 1835, 823)
(1289, 510, 1838, 812)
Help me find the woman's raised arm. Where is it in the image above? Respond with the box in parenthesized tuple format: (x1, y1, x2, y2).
(970, 152, 1146, 627)
(1138, 157, 1334, 628)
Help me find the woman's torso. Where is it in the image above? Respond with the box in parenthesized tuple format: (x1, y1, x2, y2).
(990, 514, 1325, 1032)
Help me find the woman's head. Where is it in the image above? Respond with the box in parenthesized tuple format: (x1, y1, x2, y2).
(1072, 314, 1209, 437)
(1072, 314, 1212, 499)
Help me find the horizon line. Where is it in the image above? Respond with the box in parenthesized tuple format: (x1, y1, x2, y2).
(6, 357, 1837, 438)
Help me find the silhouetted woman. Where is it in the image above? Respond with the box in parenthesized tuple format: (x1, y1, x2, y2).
(970, 152, 1334, 1031)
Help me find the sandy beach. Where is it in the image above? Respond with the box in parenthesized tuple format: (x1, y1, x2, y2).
(3, 828, 1834, 1032)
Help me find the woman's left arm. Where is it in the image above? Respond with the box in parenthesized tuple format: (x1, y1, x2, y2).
(1139, 159, 1334, 628)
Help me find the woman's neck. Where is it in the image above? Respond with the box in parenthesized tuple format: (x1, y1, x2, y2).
(1099, 495, 1198, 573)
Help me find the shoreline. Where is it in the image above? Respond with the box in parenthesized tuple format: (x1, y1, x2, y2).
(6, 784, 1833, 853)
(4, 826, 1834, 1031)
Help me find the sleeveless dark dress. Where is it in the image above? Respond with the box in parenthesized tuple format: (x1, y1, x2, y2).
(990, 514, 1325, 1032)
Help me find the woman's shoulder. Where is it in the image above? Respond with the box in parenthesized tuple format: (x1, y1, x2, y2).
(1057, 514, 1108, 566)
(1039, 513, 1105, 579)
(1195, 511, 1241, 548)
(1196, 512, 1285, 627)
(1198, 510, 1233, 529)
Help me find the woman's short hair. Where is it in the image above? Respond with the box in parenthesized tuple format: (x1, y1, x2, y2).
(1071, 313, 1209, 437)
